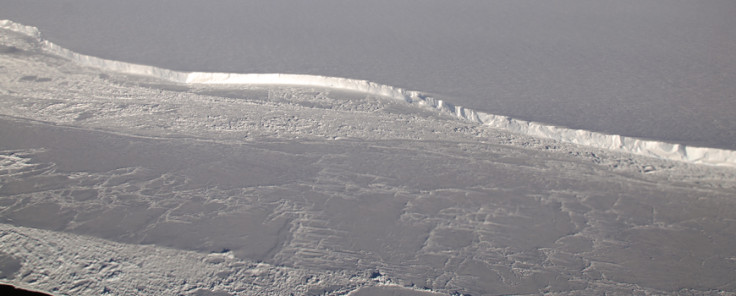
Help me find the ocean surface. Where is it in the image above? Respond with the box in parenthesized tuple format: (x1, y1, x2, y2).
(2, 0, 735, 149)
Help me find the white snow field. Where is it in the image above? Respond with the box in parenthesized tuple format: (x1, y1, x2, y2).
(1, 21, 736, 296)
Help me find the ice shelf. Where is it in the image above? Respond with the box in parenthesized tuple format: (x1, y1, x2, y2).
(3, 19, 734, 167)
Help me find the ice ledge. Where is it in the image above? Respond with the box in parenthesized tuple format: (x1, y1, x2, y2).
(2, 19, 734, 167)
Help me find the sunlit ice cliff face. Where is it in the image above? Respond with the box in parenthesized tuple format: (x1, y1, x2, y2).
(2, 0, 736, 150)
(2, 19, 735, 167)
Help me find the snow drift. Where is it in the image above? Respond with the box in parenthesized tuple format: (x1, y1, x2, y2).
(2, 19, 735, 167)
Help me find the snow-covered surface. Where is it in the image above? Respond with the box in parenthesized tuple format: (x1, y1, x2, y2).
(1, 22, 736, 295)
(2, 19, 734, 168)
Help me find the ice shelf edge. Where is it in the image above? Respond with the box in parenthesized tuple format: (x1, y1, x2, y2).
(2, 19, 734, 167)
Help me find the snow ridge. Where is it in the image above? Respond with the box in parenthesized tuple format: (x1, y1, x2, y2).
(2, 19, 735, 167)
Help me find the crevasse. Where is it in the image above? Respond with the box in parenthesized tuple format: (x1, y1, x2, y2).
(2, 19, 734, 167)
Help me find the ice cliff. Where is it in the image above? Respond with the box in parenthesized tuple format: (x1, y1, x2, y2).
(2, 19, 734, 167)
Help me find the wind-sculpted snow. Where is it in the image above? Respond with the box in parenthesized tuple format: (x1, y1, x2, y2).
(3, 19, 734, 167)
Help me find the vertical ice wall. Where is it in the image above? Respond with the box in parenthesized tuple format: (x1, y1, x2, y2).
(2, 19, 735, 167)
